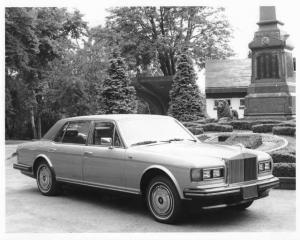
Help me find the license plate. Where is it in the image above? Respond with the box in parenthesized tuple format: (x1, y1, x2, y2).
(243, 185, 258, 199)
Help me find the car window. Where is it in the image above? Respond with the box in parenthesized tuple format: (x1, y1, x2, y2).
(93, 122, 113, 145)
(53, 123, 69, 142)
(92, 122, 122, 147)
(62, 121, 90, 144)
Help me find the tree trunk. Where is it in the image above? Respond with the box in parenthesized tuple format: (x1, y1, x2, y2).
(37, 115, 42, 139)
(30, 108, 37, 139)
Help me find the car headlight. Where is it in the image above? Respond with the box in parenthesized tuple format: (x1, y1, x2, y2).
(265, 162, 271, 170)
(190, 167, 224, 182)
(259, 162, 265, 171)
(203, 169, 211, 179)
(213, 169, 221, 178)
(258, 160, 272, 173)
(190, 169, 202, 181)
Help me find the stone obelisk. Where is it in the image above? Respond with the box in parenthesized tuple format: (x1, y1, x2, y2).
(244, 6, 295, 120)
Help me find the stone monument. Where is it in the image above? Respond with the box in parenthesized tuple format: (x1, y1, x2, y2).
(244, 6, 295, 120)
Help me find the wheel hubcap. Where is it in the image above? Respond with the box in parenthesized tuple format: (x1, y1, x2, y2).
(150, 183, 173, 217)
(38, 165, 51, 192)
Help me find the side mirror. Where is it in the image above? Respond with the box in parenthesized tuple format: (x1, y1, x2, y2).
(100, 137, 112, 146)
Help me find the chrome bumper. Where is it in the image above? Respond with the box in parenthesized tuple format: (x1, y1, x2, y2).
(183, 176, 279, 199)
(13, 163, 32, 172)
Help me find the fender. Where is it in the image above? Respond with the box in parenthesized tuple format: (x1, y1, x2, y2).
(33, 154, 54, 168)
(142, 165, 184, 199)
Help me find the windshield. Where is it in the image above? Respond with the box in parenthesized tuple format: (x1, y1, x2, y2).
(117, 117, 196, 146)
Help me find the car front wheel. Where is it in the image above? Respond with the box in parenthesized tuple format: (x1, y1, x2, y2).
(36, 161, 60, 196)
(146, 176, 182, 224)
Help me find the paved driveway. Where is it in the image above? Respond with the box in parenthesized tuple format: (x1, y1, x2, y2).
(5, 144, 296, 232)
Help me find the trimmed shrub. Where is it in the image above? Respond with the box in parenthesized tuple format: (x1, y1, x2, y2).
(201, 123, 233, 132)
(252, 124, 278, 133)
(224, 134, 263, 149)
(168, 51, 206, 121)
(182, 122, 200, 128)
(206, 118, 218, 123)
(272, 126, 296, 136)
(102, 49, 137, 113)
(277, 122, 296, 128)
(228, 120, 252, 130)
(192, 118, 207, 124)
(273, 163, 296, 177)
(187, 127, 204, 135)
(227, 119, 284, 130)
(271, 151, 296, 163)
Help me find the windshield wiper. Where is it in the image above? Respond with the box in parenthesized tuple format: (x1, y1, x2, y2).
(161, 138, 184, 143)
(131, 140, 157, 146)
(161, 138, 197, 143)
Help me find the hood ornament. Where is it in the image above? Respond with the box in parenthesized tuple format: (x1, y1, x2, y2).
(235, 143, 245, 152)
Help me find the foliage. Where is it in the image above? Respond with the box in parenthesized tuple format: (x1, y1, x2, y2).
(5, 7, 88, 139)
(272, 126, 296, 136)
(273, 163, 296, 177)
(271, 151, 296, 163)
(252, 124, 279, 133)
(137, 99, 151, 114)
(100, 7, 234, 75)
(224, 120, 284, 130)
(168, 50, 206, 121)
(200, 123, 233, 132)
(102, 49, 137, 114)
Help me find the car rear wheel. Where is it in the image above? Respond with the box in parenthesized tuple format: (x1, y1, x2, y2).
(229, 200, 254, 210)
(146, 176, 182, 224)
(36, 161, 60, 196)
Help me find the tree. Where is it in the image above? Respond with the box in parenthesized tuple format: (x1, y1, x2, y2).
(168, 50, 206, 121)
(5, 7, 88, 139)
(102, 7, 233, 75)
(102, 49, 137, 113)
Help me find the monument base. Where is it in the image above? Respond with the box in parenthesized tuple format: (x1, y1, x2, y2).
(244, 92, 295, 120)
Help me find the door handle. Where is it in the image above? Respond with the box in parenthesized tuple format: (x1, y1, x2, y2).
(48, 148, 57, 152)
(84, 151, 93, 156)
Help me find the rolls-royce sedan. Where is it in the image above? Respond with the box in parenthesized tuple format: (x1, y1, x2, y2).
(14, 114, 279, 223)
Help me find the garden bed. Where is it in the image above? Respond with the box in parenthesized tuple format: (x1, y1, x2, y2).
(200, 132, 288, 153)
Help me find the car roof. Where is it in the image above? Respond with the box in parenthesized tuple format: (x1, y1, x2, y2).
(42, 114, 174, 141)
(63, 114, 172, 122)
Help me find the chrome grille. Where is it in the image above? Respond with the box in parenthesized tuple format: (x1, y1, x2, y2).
(227, 157, 257, 183)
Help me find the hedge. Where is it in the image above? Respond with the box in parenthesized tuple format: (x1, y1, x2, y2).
(182, 122, 199, 128)
(277, 122, 296, 128)
(225, 120, 284, 130)
(273, 163, 296, 177)
(272, 126, 296, 136)
(200, 123, 233, 132)
(252, 124, 278, 133)
(187, 127, 204, 135)
(270, 151, 296, 163)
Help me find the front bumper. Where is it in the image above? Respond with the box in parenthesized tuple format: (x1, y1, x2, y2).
(183, 176, 279, 201)
(13, 163, 32, 172)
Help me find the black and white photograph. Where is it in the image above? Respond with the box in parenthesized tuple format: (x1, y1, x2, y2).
(2, 0, 298, 239)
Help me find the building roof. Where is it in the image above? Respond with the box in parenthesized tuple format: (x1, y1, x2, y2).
(205, 59, 251, 94)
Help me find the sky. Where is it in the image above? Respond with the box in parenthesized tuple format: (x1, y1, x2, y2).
(68, 1, 298, 59)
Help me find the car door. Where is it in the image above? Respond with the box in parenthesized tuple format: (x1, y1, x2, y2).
(47, 120, 91, 181)
(82, 121, 126, 189)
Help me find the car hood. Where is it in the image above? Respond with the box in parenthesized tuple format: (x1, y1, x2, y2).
(131, 141, 269, 167)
